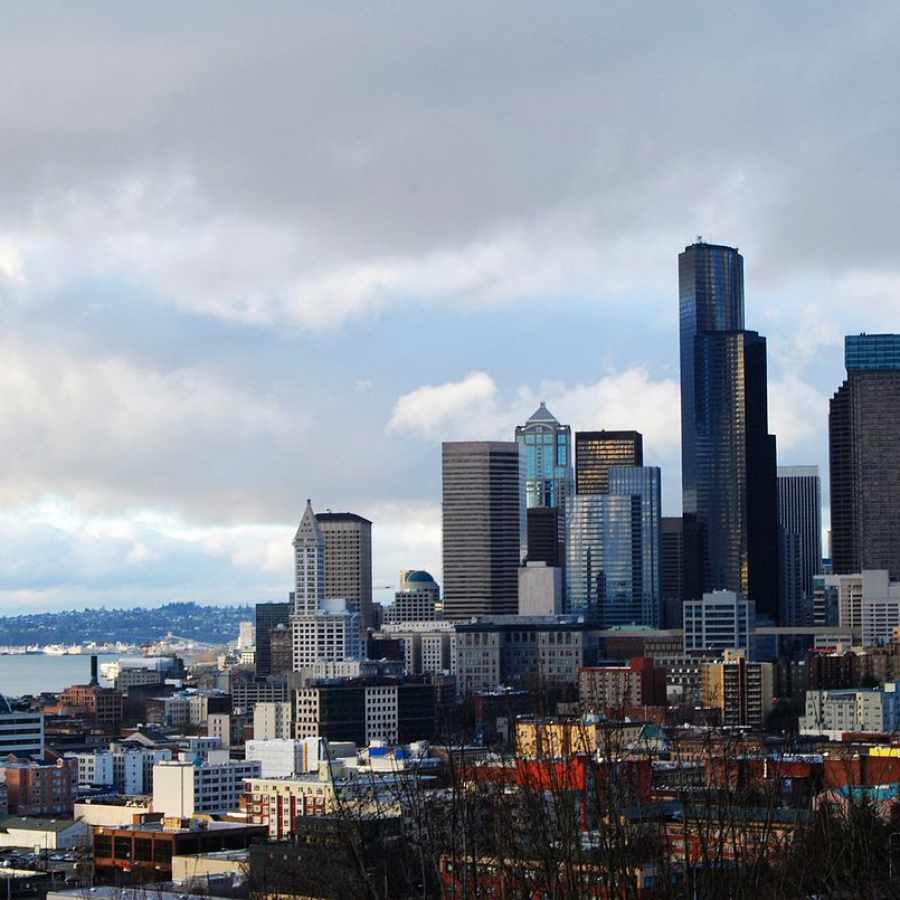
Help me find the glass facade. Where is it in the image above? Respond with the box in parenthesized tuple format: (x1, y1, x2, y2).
(609, 466, 662, 628)
(845, 333, 900, 371)
(565, 466, 661, 627)
(678, 242, 778, 619)
(575, 431, 642, 495)
(514, 402, 573, 509)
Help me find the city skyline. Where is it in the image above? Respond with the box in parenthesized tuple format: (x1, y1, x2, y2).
(2, 4, 899, 613)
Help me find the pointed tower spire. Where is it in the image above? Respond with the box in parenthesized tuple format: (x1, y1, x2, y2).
(293, 499, 325, 614)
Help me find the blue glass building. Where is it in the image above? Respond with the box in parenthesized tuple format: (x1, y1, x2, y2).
(678, 241, 779, 620)
(565, 466, 661, 627)
(515, 402, 573, 509)
(515, 402, 573, 568)
(845, 333, 900, 371)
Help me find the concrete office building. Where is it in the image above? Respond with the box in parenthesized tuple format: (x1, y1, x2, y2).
(777, 466, 822, 625)
(153, 758, 261, 817)
(518, 562, 563, 616)
(386, 570, 440, 624)
(0, 696, 43, 758)
(800, 682, 900, 737)
(245, 739, 319, 777)
(253, 702, 294, 740)
(316, 511, 374, 632)
(683, 590, 753, 654)
(830, 334, 900, 579)
(678, 241, 779, 621)
(441, 442, 525, 619)
(294, 681, 435, 746)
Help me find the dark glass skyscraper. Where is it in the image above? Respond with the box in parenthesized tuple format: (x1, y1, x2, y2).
(830, 334, 900, 578)
(678, 241, 779, 619)
(777, 466, 822, 625)
(575, 431, 643, 495)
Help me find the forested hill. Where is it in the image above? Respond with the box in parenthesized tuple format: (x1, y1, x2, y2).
(0, 602, 254, 647)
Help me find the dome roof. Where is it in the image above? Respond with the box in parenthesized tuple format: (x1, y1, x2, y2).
(405, 570, 435, 584)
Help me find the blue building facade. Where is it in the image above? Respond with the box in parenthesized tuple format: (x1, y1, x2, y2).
(565, 466, 661, 627)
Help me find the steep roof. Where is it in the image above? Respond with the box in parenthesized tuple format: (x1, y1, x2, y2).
(293, 499, 323, 545)
(526, 401, 559, 425)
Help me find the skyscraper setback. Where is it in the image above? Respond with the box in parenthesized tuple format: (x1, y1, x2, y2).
(575, 431, 643, 495)
(678, 241, 779, 619)
(315, 512, 373, 632)
(441, 441, 524, 620)
(830, 334, 900, 578)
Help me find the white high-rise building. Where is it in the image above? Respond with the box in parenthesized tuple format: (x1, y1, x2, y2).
(290, 500, 360, 670)
(294, 500, 326, 615)
(237, 621, 256, 650)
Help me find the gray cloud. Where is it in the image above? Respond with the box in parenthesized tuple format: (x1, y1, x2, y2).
(0, 3, 897, 608)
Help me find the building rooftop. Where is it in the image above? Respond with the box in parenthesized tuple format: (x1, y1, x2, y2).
(0, 817, 79, 833)
(315, 511, 373, 525)
(524, 401, 560, 425)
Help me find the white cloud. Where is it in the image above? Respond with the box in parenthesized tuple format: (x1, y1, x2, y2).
(768, 374, 831, 454)
(0, 339, 296, 519)
(388, 367, 683, 513)
(387, 371, 499, 439)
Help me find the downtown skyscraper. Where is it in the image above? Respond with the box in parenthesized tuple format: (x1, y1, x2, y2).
(777, 466, 822, 625)
(678, 241, 779, 620)
(515, 402, 573, 567)
(441, 441, 525, 620)
(830, 333, 900, 578)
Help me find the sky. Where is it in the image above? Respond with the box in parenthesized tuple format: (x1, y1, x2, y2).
(2, 2, 899, 614)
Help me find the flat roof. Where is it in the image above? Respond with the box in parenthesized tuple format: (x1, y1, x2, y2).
(0, 817, 79, 833)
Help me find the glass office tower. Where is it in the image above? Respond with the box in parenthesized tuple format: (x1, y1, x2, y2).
(565, 466, 661, 627)
(515, 402, 573, 568)
(678, 241, 779, 620)
(515, 402, 573, 509)
(575, 431, 643, 495)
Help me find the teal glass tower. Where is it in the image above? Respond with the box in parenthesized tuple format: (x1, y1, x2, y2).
(515, 402, 573, 510)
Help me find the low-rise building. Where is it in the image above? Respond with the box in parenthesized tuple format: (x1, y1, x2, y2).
(245, 738, 326, 777)
(799, 681, 900, 737)
(152, 758, 261, 817)
(0, 695, 43, 758)
(1, 758, 77, 816)
(700, 650, 775, 729)
(253, 701, 294, 740)
(57, 683, 123, 730)
(92, 818, 266, 884)
(455, 617, 599, 697)
(295, 680, 435, 746)
(0, 816, 89, 850)
(579, 658, 666, 711)
(684, 591, 753, 654)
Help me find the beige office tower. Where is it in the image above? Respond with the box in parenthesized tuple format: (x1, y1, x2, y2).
(315, 512, 373, 632)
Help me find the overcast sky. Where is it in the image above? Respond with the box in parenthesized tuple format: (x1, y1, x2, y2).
(2, 2, 899, 614)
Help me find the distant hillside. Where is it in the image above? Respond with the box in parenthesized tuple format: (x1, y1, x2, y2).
(0, 602, 254, 647)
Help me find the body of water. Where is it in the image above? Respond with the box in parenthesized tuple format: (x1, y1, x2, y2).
(0, 653, 118, 697)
